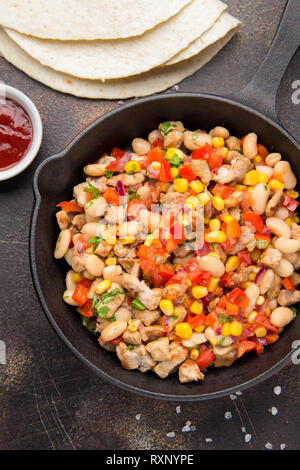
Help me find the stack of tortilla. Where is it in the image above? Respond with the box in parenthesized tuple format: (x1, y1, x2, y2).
(0, 0, 241, 99)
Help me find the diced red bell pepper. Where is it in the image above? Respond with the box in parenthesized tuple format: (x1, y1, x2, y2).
(240, 192, 252, 211)
(108, 335, 123, 345)
(151, 137, 164, 149)
(265, 332, 279, 344)
(148, 147, 172, 182)
(187, 313, 207, 329)
(226, 301, 239, 316)
(151, 268, 166, 287)
(158, 264, 175, 280)
(257, 143, 269, 159)
(227, 287, 249, 309)
(283, 194, 299, 212)
(254, 312, 278, 333)
(111, 147, 126, 159)
(179, 164, 196, 182)
(170, 222, 184, 243)
(137, 241, 166, 260)
(191, 144, 212, 160)
(103, 188, 119, 205)
(78, 300, 94, 318)
(226, 219, 241, 238)
(166, 238, 179, 253)
(281, 277, 296, 291)
(196, 350, 215, 370)
(72, 281, 89, 307)
(222, 236, 238, 253)
(206, 311, 219, 328)
(186, 258, 212, 285)
(254, 342, 264, 356)
(212, 183, 234, 200)
(208, 150, 223, 172)
(56, 201, 84, 213)
(166, 270, 188, 286)
(255, 233, 270, 246)
(237, 340, 256, 358)
(140, 259, 156, 272)
(237, 250, 252, 267)
(74, 234, 92, 252)
(220, 272, 233, 287)
(242, 212, 264, 232)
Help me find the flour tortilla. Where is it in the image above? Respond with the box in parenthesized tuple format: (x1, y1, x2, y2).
(0, 26, 239, 99)
(5, 0, 227, 80)
(0, 0, 192, 40)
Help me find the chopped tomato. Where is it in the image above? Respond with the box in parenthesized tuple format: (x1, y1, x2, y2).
(220, 272, 233, 287)
(72, 281, 89, 307)
(227, 287, 249, 309)
(242, 212, 264, 232)
(108, 335, 123, 345)
(179, 164, 196, 182)
(148, 147, 172, 182)
(166, 238, 179, 253)
(151, 137, 164, 149)
(166, 270, 188, 287)
(240, 191, 252, 211)
(208, 150, 223, 172)
(265, 332, 279, 344)
(111, 147, 126, 159)
(137, 241, 165, 260)
(237, 340, 256, 358)
(140, 259, 156, 272)
(170, 222, 184, 243)
(254, 312, 278, 333)
(257, 143, 269, 159)
(226, 301, 239, 316)
(283, 194, 299, 212)
(196, 350, 215, 370)
(74, 234, 92, 252)
(191, 144, 213, 160)
(206, 311, 219, 328)
(103, 188, 119, 205)
(187, 313, 207, 329)
(237, 250, 252, 266)
(56, 201, 84, 213)
(222, 236, 237, 253)
(226, 219, 241, 238)
(254, 341, 264, 356)
(212, 183, 234, 200)
(158, 264, 175, 280)
(148, 146, 165, 163)
(281, 277, 295, 290)
(151, 268, 166, 287)
(78, 300, 93, 318)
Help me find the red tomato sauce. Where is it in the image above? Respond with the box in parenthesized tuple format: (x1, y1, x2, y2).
(0, 97, 33, 171)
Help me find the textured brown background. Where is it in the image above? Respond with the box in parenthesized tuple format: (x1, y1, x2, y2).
(0, 0, 299, 450)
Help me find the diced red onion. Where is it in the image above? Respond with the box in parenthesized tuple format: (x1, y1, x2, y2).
(255, 267, 266, 284)
(215, 326, 222, 335)
(117, 179, 126, 196)
(147, 167, 160, 179)
(261, 228, 272, 235)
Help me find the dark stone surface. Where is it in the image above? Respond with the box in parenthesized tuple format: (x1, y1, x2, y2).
(0, 0, 299, 450)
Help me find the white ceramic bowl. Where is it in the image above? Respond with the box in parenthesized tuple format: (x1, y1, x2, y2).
(0, 84, 43, 181)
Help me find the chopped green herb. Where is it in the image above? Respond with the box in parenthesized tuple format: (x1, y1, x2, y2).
(218, 336, 226, 346)
(88, 235, 103, 251)
(290, 306, 297, 318)
(58, 235, 61, 242)
(218, 313, 232, 323)
(159, 122, 173, 136)
(256, 239, 268, 249)
(63, 295, 69, 300)
(101, 288, 124, 304)
(264, 184, 268, 190)
(192, 133, 198, 141)
(84, 182, 100, 199)
(85, 201, 93, 209)
(127, 344, 134, 350)
(128, 188, 140, 201)
(104, 170, 114, 179)
(172, 315, 179, 320)
(131, 298, 146, 310)
(210, 243, 215, 249)
(127, 162, 137, 175)
(168, 154, 183, 167)
(81, 316, 97, 335)
(96, 305, 110, 318)
(238, 296, 242, 305)
(107, 315, 117, 322)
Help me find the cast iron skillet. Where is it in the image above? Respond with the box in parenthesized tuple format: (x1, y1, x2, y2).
(30, 0, 300, 401)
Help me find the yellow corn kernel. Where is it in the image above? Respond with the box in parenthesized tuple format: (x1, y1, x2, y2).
(190, 348, 200, 360)
(105, 257, 117, 266)
(265, 306, 271, 317)
(159, 299, 174, 317)
(248, 273, 256, 281)
(294, 216, 300, 224)
(205, 230, 227, 244)
(71, 273, 83, 283)
(120, 235, 135, 245)
(190, 301, 203, 315)
(95, 279, 111, 295)
(208, 277, 219, 293)
(204, 217, 210, 225)
(208, 252, 220, 259)
(192, 286, 208, 299)
(210, 338, 217, 346)
(286, 189, 299, 199)
(256, 295, 265, 306)
(186, 279, 192, 288)
(212, 137, 225, 148)
(241, 281, 251, 289)
(254, 155, 263, 164)
(102, 230, 117, 245)
(255, 326, 267, 338)
(197, 192, 211, 205)
(128, 319, 141, 333)
(185, 195, 199, 210)
(257, 173, 269, 183)
(247, 186, 254, 194)
(285, 216, 294, 227)
(85, 246, 94, 254)
(195, 325, 205, 333)
(173, 178, 189, 193)
(175, 322, 193, 340)
(165, 148, 184, 160)
(243, 170, 259, 186)
(124, 160, 141, 174)
(234, 184, 247, 191)
(217, 146, 229, 158)
(229, 321, 243, 336)
(212, 195, 225, 211)
(278, 327, 284, 333)
(269, 179, 285, 191)
(222, 214, 234, 224)
(221, 322, 231, 336)
(248, 311, 258, 323)
(189, 180, 204, 193)
(225, 255, 240, 272)
(144, 234, 154, 247)
(171, 167, 179, 179)
(150, 161, 161, 171)
(209, 219, 221, 231)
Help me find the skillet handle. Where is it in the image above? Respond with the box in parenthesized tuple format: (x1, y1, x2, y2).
(226, 0, 300, 123)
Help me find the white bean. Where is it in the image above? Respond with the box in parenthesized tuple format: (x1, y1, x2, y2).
(284, 252, 298, 264)
(274, 206, 289, 219)
(266, 217, 291, 238)
(66, 270, 77, 290)
(243, 132, 257, 159)
(63, 289, 79, 306)
(115, 308, 132, 322)
(85, 254, 105, 277)
(251, 183, 270, 215)
(225, 136, 241, 151)
(81, 222, 98, 237)
(209, 126, 230, 139)
(184, 131, 212, 151)
(273, 161, 297, 189)
(85, 197, 107, 218)
(64, 248, 74, 266)
(274, 237, 300, 254)
(244, 283, 260, 314)
(101, 321, 127, 342)
(103, 265, 123, 283)
(132, 138, 151, 155)
(54, 229, 71, 259)
(148, 129, 163, 145)
(204, 327, 233, 347)
(265, 153, 281, 167)
(270, 307, 294, 328)
(274, 258, 294, 278)
(198, 256, 225, 278)
(256, 165, 274, 178)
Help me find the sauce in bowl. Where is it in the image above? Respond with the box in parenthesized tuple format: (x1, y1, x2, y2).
(0, 96, 33, 171)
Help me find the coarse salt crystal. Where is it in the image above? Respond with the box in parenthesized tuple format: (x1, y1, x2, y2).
(205, 438, 213, 443)
(280, 444, 286, 450)
(135, 414, 141, 421)
(166, 432, 175, 438)
(265, 442, 273, 450)
(245, 434, 252, 443)
(225, 411, 232, 420)
(241, 427, 246, 433)
(230, 394, 237, 400)
(274, 386, 282, 395)
(236, 391, 242, 395)
(269, 406, 278, 416)
(176, 406, 181, 414)
(190, 425, 196, 431)
(182, 425, 191, 433)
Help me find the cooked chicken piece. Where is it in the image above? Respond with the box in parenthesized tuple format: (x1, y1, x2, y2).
(191, 159, 212, 185)
(121, 273, 162, 310)
(116, 342, 156, 372)
(132, 309, 161, 326)
(228, 207, 241, 220)
(160, 191, 186, 207)
(179, 360, 204, 383)
(163, 283, 187, 305)
(91, 282, 125, 317)
(228, 266, 258, 287)
(212, 164, 233, 184)
(278, 289, 300, 306)
(95, 240, 113, 257)
(258, 269, 275, 295)
(72, 213, 86, 230)
(113, 241, 129, 258)
(73, 182, 88, 201)
(88, 176, 109, 193)
(175, 245, 191, 258)
(181, 332, 207, 348)
(108, 173, 145, 187)
(214, 355, 236, 368)
(213, 344, 237, 368)
(122, 329, 142, 345)
(138, 208, 161, 233)
(146, 337, 170, 362)
(208, 297, 220, 312)
(229, 226, 256, 254)
(268, 273, 282, 299)
(118, 258, 135, 273)
(164, 129, 184, 148)
(225, 149, 242, 161)
(153, 342, 188, 379)
(260, 248, 282, 269)
(173, 254, 194, 268)
(290, 272, 300, 287)
(95, 318, 111, 333)
(85, 156, 116, 177)
(144, 325, 166, 341)
(291, 223, 300, 240)
(265, 190, 284, 217)
(212, 157, 252, 184)
(104, 205, 126, 224)
(213, 244, 227, 263)
(98, 339, 116, 352)
(224, 191, 244, 208)
(56, 210, 71, 230)
(131, 260, 140, 278)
